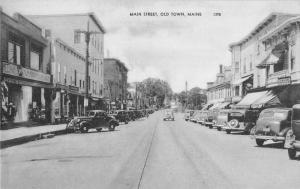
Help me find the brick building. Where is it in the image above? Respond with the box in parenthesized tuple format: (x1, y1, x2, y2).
(103, 58, 128, 110)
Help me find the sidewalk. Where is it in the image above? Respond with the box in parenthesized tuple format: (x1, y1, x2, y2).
(0, 124, 67, 149)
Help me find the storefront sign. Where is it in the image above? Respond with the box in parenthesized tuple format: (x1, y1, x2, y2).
(69, 85, 79, 92)
(278, 76, 291, 86)
(3, 63, 51, 83)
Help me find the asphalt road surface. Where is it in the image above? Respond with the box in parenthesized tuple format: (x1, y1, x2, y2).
(1, 111, 300, 189)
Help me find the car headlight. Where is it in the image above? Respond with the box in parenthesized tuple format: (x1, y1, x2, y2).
(77, 119, 81, 122)
(229, 119, 239, 127)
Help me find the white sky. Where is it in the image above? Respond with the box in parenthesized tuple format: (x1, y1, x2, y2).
(1, 0, 300, 92)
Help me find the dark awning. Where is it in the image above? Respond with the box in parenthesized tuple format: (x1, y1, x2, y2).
(251, 91, 281, 109)
(235, 91, 269, 108)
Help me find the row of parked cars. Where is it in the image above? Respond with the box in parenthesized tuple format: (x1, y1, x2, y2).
(66, 109, 155, 133)
(185, 103, 300, 160)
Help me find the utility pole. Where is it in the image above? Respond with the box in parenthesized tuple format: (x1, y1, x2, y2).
(77, 21, 101, 115)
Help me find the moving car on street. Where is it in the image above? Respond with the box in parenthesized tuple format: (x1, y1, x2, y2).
(253, 108, 292, 147)
(163, 109, 175, 121)
(285, 104, 300, 160)
(66, 110, 119, 133)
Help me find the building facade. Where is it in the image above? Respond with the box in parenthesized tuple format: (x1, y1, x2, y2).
(1, 11, 52, 123)
(206, 64, 232, 105)
(103, 58, 128, 110)
(27, 13, 106, 112)
(230, 13, 300, 108)
(229, 13, 298, 103)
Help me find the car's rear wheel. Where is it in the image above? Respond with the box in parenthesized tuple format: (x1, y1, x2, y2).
(256, 139, 264, 146)
(80, 125, 89, 133)
(209, 125, 213, 129)
(226, 129, 231, 134)
(217, 127, 221, 131)
(109, 124, 115, 131)
(96, 128, 102, 132)
(288, 148, 296, 160)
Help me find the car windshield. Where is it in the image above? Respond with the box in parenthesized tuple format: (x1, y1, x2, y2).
(88, 111, 96, 116)
(292, 109, 300, 120)
(274, 112, 288, 120)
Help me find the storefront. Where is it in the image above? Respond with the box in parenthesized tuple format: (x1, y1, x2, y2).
(2, 63, 52, 123)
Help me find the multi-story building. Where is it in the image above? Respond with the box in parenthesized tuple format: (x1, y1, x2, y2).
(27, 13, 106, 112)
(103, 58, 128, 110)
(1, 11, 52, 124)
(206, 64, 232, 107)
(229, 13, 300, 108)
(46, 38, 87, 121)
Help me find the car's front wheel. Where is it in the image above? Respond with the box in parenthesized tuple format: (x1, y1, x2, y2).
(256, 139, 264, 146)
(217, 127, 221, 131)
(96, 128, 102, 132)
(288, 148, 296, 160)
(226, 129, 231, 134)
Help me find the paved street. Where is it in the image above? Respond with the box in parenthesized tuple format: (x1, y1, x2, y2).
(1, 111, 300, 189)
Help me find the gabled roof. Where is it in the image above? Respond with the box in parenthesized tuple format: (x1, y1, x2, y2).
(229, 12, 299, 50)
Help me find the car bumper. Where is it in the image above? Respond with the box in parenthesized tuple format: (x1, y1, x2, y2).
(204, 122, 214, 125)
(254, 135, 285, 141)
(223, 126, 246, 131)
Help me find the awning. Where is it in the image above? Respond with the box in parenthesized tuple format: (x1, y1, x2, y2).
(232, 75, 252, 85)
(257, 53, 279, 68)
(235, 91, 269, 108)
(251, 91, 281, 109)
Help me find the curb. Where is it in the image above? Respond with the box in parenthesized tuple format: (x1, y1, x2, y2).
(0, 129, 67, 149)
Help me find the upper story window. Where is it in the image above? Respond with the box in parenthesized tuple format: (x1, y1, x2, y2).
(30, 43, 42, 70)
(291, 46, 295, 71)
(74, 30, 81, 44)
(7, 32, 25, 66)
(235, 61, 239, 73)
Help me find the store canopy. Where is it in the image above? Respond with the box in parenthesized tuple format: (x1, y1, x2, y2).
(257, 53, 279, 68)
(251, 91, 281, 109)
(235, 91, 269, 108)
(232, 75, 252, 85)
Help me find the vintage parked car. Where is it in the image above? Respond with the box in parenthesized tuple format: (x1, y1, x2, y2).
(204, 111, 214, 128)
(112, 110, 130, 124)
(189, 110, 199, 123)
(163, 109, 175, 121)
(66, 110, 119, 133)
(285, 104, 300, 159)
(253, 108, 292, 147)
(184, 110, 194, 121)
(214, 109, 231, 131)
(224, 108, 260, 134)
(198, 110, 208, 125)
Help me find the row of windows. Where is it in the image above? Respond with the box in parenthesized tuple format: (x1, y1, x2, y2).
(74, 29, 103, 53)
(57, 41, 85, 62)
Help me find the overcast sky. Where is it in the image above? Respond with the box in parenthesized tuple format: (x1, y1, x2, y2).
(1, 0, 300, 92)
